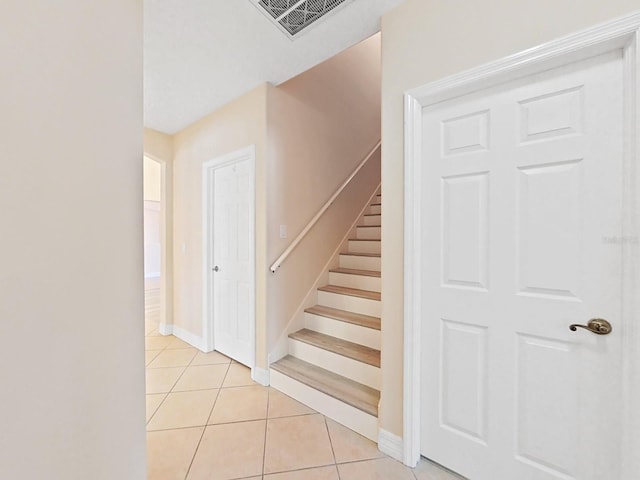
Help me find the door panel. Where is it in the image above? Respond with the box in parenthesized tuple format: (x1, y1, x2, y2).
(420, 51, 623, 479)
(212, 158, 254, 367)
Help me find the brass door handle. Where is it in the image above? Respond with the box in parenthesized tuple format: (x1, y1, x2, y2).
(569, 318, 612, 335)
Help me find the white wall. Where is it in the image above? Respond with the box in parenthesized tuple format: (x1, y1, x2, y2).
(0, 1, 145, 479)
(380, 0, 640, 439)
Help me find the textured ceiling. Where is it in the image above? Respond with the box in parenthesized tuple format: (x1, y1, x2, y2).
(144, 0, 406, 134)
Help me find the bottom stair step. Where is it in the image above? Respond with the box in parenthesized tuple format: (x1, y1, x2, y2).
(271, 355, 379, 417)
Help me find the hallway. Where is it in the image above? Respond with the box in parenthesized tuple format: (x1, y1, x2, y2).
(144, 284, 459, 479)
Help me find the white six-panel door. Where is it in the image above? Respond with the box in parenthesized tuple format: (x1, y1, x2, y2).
(207, 154, 255, 367)
(420, 51, 624, 479)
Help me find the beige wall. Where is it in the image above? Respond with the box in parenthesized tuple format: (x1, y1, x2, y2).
(0, 1, 145, 478)
(266, 34, 382, 355)
(172, 84, 269, 367)
(380, 0, 640, 437)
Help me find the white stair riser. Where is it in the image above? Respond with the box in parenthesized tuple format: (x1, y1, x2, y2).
(288, 338, 381, 390)
(318, 290, 381, 317)
(362, 215, 381, 226)
(270, 370, 378, 441)
(329, 271, 381, 292)
(356, 226, 381, 240)
(305, 313, 381, 350)
(369, 205, 381, 215)
(339, 255, 381, 271)
(348, 240, 381, 254)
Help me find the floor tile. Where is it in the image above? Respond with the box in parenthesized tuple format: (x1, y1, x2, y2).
(148, 348, 198, 368)
(222, 363, 255, 388)
(147, 426, 204, 480)
(146, 335, 172, 350)
(146, 367, 185, 394)
(147, 389, 219, 431)
(414, 458, 464, 480)
(326, 418, 384, 463)
(187, 420, 266, 480)
(191, 350, 232, 366)
(264, 414, 334, 474)
(146, 349, 163, 366)
(173, 364, 230, 392)
(209, 385, 268, 424)
(165, 335, 194, 349)
(146, 393, 167, 423)
(337, 458, 415, 480)
(264, 465, 339, 479)
(268, 388, 315, 418)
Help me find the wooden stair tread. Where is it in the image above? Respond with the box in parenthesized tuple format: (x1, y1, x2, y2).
(349, 238, 380, 242)
(329, 267, 381, 278)
(305, 305, 381, 330)
(271, 355, 380, 417)
(340, 252, 380, 258)
(359, 224, 381, 228)
(363, 213, 381, 217)
(318, 285, 381, 301)
(290, 329, 380, 367)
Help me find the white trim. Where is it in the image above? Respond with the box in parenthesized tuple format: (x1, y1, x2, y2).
(158, 323, 208, 351)
(202, 145, 257, 366)
(251, 366, 270, 386)
(145, 272, 161, 280)
(403, 12, 640, 474)
(158, 323, 172, 336)
(378, 429, 404, 463)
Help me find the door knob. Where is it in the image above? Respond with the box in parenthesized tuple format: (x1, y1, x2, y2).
(569, 318, 612, 335)
(213, 265, 219, 272)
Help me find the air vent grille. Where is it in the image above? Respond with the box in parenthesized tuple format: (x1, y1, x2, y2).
(256, 0, 352, 37)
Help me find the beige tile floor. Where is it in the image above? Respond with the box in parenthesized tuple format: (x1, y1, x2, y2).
(144, 281, 462, 480)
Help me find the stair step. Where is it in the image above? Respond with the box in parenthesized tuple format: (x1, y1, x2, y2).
(289, 329, 380, 367)
(305, 305, 381, 330)
(271, 355, 380, 417)
(329, 268, 381, 292)
(356, 225, 381, 240)
(329, 267, 381, 278)
(348, 238, 380, 254)
(318, 285, 381, 301)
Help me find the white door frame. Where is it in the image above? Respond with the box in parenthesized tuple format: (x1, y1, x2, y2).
(202, 145, 256, 367)
(403, 13, 640, 478)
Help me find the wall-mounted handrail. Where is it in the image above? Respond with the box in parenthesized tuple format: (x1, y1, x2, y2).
(270, 140, 381, 273)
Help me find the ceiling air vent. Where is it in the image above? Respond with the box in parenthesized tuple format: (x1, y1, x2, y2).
(252, 0, 354, 38)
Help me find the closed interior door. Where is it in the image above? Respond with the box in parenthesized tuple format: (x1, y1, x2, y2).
(211, 158, 254, 367)
(420, 51, 624, 479)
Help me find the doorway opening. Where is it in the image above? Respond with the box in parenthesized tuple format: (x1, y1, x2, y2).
(144, 155, 166, 334)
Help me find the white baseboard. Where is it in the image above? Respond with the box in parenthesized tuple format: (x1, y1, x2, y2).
(158, 323, 173, 336)
(159, 323, 208, 352)
(378, 428, 403, 463)
(251, 367, 270, 386)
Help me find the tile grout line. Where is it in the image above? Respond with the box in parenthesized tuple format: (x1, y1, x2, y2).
(182, 360, 232, 480)
(323, 416, 342, 480)
(261, 386, 271, 477)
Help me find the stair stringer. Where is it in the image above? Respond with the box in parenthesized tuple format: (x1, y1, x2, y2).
(268, 183, 382, 365)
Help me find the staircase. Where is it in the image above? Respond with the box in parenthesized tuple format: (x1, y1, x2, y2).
(270, 190, 382, 441)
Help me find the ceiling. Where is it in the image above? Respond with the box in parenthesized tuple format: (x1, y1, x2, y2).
(144, 0, 406, 134)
